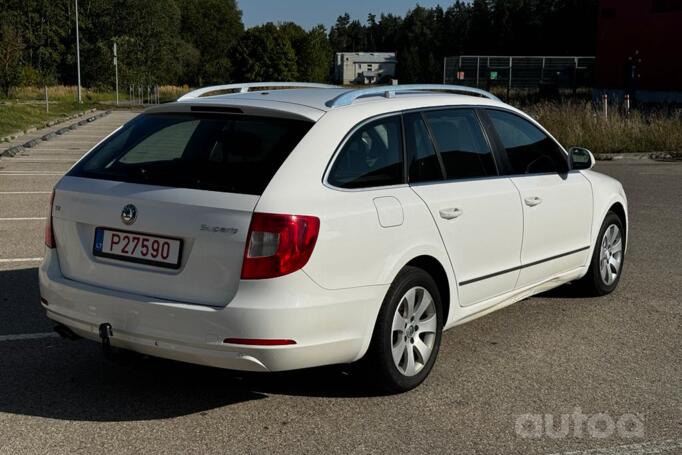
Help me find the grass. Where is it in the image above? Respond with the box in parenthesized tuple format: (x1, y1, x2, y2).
(521, 101, 682, 155)
(0, 101, 97, 138)
(0, 85, 190, 138)
(5, 85, 189, 104)
(3, 85, 682, 154)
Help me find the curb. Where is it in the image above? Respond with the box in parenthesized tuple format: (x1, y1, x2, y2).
(595, 152, 682, 162)
(0, 108, 97, 143)
(1, 145, 24, 157)
(22, 138, 41, 148)
(649, 151, 682, 162)
(595, 153, 650, 161)
(0, 109, 110, 158)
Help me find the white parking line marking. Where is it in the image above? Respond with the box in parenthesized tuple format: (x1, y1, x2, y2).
(0, 332, 59, 342)
(0, 172, 63, 176)
(0, 217, 46, 221)
(0, 191, 51, 194)
(9, 159, 77, 162)
(547, 439, 682, 455)
(0, 258, 43, 263)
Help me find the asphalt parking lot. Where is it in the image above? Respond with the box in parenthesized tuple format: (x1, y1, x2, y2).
(0, 115, 680, 454)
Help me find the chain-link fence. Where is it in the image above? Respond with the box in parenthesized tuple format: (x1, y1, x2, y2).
(443, 55, 595, 96)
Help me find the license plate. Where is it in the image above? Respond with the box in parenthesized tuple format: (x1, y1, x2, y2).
(93, 228, 182, 269)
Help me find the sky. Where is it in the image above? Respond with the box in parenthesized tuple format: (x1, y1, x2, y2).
(239, 0, 445, 30)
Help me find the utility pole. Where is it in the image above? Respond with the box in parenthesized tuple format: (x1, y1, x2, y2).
(75, 0, 82, 103)
(113, 42, 119, 106)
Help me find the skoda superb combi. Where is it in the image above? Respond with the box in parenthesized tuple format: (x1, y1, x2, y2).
(39, 83, 627, 392)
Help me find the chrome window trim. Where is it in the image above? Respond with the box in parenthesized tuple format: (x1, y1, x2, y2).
(322, 103, 571, 192)
(322, 111, 407, 193)
(482, 106, 571, 177)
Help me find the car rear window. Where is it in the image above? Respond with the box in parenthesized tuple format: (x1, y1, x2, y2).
(68, 113, 313, 195)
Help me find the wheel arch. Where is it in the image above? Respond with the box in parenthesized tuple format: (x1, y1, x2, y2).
(608, 201, 627, 248)
(404, 255, 451, 326)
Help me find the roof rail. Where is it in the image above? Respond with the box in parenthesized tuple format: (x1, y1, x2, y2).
(326, 84, 500, 108)
(178, 82, 339, 101)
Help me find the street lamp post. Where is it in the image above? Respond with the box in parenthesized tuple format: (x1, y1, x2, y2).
(75, 0, 82, 103)
(113, 42, 119, 106)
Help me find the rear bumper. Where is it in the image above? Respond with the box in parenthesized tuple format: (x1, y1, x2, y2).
(39, 249, 387, 372)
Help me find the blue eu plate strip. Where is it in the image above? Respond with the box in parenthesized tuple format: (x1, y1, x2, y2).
(94, 228, 104, 252)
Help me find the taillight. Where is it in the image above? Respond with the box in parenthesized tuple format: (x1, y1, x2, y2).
(241, 213, 320, 279)
(44, 190, 56, 249)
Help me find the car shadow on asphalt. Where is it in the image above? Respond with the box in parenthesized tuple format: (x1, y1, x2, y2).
(0, 341, 384, 422)
(0, 267, 55, 334)
(0, 269, 387, 422)
(537, 282, 596, 299)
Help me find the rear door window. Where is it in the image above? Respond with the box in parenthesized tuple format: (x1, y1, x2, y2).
(68, 113, 312, 195)
(403, 112, 443, 183)
(327, 115, 404, 189)
(422, 109, 497, 180)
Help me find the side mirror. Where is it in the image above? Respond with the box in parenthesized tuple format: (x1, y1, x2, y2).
(569, 147, 595, 170)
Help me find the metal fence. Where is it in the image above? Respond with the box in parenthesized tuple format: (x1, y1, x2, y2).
(127, 84, 161, 106)
(443, 55, 595, 95)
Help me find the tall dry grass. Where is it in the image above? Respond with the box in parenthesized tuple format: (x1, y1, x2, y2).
(521, 101, 682, 154)
(4, 86, 681, 154)
(4, 85, 191, 103)
(5, 85, 116, 102)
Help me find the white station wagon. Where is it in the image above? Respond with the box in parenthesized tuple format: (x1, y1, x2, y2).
(40, 83, 628, 392)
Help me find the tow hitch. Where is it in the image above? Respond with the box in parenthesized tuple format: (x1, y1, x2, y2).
(98, 322, 113, 357)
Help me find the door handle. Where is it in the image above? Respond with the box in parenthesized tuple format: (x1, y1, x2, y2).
(439, 207, 463, 220)
(524, 196, 543, 207)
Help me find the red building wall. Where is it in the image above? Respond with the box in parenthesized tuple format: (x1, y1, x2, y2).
(596, 0, 682, 93)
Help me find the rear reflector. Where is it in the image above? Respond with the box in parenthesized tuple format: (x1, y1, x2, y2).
(44, 190, 56, 249)
(223, 338, 297, 346)
(40, 297, 48, 306)
(241, 213, 320, 279)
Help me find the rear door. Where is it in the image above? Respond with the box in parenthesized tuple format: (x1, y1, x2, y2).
(54, 112, 312, 306)
(407, 109, 524, 307)
(483, 109, 593, 288)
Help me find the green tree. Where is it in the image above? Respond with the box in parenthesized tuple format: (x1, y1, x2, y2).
(329, 13, 352, 52)
(395, 6, 442, 82)
(0, 0, 600, 89)
(115, 0, 189, 86)
(375, 14, 402, 52)
(2, 0, 68, 85)
(366, 13, 378, 50)
(180, 0, 243, 85)
(0, 22, 24, 96)
(300, 25, 333, 82)
(467, 0, 494, 54)
(280, 23, 332, 82)
(442, 2, 472, 58)
(346, 19, 367, 51)
(231, 23, 298, 82)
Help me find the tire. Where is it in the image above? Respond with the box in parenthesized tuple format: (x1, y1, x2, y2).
(365, 266, 443, 393)
(578, 211, 625, 296)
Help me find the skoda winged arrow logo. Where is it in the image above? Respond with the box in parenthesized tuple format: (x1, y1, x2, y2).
(121, 204, 137, 225)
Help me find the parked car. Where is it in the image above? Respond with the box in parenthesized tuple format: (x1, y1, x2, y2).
(40, 83, 627, 392)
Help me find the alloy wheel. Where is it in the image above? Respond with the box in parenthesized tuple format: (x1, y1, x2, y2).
(599, 224, 623, 286)
(391, 286, 438, 377)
